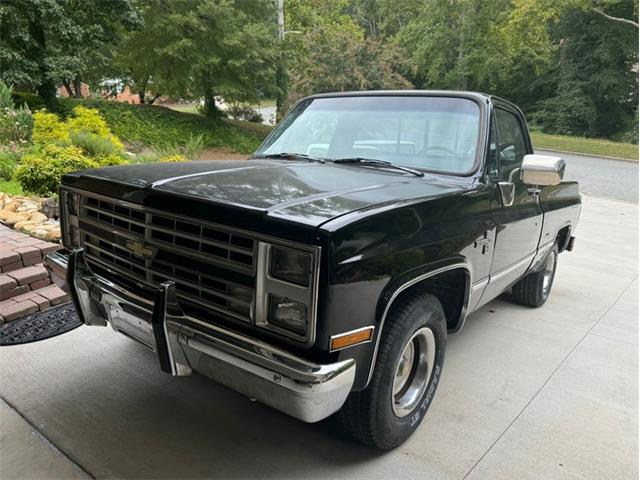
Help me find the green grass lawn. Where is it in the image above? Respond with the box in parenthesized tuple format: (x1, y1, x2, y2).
(76, 100, 265, 154)
(530, 131, 638, 160)
(168, 104, 200, 114)
(223, 118, 273, 138)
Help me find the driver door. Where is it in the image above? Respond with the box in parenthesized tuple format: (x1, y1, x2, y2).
(482, 105, 543, 302)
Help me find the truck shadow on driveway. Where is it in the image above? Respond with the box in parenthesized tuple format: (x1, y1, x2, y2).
(38, 334, 388, 479)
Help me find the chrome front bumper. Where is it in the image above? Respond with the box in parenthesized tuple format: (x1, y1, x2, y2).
(45, 249, 355, 423)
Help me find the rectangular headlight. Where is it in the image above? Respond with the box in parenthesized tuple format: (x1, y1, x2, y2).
(269, 246, 311, 286)
(268, 294, 307, 336)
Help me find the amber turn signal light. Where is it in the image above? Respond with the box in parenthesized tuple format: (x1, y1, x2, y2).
(330, 326, 374, 352)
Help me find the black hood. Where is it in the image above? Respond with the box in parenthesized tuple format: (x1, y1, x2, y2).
(63, 159, 471, 238)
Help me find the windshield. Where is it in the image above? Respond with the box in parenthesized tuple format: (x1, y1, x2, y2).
(256, 96, 481, 174)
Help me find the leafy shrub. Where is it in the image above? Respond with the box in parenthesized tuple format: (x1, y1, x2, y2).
(159, 154, 187, 162)
(134, 151, 161, 163)
(0, 151, 18, 180)
(33, 105, 126, 162)
(95, 153, 127, 166)
(13, 107, 34, 142)
(0, 81, 14, 110)
(618, 109, 638, 145)
(15, 144, 98, 195)
(227, 103, 263, 123)
(184, 133, 204, 159)
(154, 134, 204, 160)
(70, 130, 119, 157)
(11, 92, 48, 112)
(0, 82, 33, 144)
(67, 105, 124, 151)
(32, 111, 70, 143)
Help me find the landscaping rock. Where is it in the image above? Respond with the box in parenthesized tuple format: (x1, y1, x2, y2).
(13, 220, 36, 231)
(5, 213, 30, 226)
(0, 194, 61, 243)
(28, 212, 47, 224)
(46, 228, 61, 242)
(17, 201, 40, 212)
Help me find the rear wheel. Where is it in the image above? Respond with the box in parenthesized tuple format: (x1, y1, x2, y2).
(512, 245, 558, 307)
(337, 292, 446, 450)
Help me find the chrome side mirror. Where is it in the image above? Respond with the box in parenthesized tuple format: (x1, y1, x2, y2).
(521, 154, 566, 186)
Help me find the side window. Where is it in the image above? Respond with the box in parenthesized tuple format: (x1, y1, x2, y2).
(495, 108, 527, 180)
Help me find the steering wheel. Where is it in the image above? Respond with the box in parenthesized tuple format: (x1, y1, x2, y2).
(423, 146, 456, 156)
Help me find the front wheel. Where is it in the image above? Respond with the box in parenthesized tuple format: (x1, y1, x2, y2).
(337, 292, 446, 450)
(511, 245, 558, 307)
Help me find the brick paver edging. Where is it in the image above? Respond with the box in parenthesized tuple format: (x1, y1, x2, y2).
(0, 224, 68, 323)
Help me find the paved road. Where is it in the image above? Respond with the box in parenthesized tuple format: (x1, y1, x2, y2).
(536, 150, 638, 203)
(1, 195, 637, 479)
(258, 105, 276, 125)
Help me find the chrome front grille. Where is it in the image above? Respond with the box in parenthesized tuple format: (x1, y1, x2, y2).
(78, 194, 256, 323)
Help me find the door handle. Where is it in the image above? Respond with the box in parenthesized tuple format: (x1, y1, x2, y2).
(498, 181, 515, 207)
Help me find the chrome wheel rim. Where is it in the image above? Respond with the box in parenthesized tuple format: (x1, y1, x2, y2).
(392, 327, 436, 418)
(542, 251, 556, 295)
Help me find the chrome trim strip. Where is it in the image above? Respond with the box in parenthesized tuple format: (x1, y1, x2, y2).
(149, 164, 262, 188)
(329, 326, 375, 352)
(366, 262, 472, 386)
(471, 277, 489, 291)
(489, 253, 536, 282)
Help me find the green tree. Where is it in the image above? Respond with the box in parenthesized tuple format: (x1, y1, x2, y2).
(283, 0, 412, 111)
(394, 0, 509, 91)
(0, 0, 139, 105)
(114, 0, 276, 117)
(530, 2, 638, 138)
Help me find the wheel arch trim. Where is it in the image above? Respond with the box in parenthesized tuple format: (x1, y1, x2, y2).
(365, 262, 472, 386)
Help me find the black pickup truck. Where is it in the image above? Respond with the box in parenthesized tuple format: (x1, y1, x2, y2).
(46, 91, 581, 449)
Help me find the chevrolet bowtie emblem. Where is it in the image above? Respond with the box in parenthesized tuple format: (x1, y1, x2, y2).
(125, 240, 156, 259)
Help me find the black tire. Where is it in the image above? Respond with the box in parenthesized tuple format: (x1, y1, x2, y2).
(337, 292, 447, 450)
(511, 245, 558, 307)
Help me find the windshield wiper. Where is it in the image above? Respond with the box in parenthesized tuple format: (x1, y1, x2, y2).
(332, 158, 424, 177)
(254, 152, 326, 163)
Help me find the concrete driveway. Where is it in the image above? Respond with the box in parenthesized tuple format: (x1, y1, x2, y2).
(1, 194, 637, 479)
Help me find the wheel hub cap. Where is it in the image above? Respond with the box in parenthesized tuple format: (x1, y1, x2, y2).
(392, 327, 436, 418)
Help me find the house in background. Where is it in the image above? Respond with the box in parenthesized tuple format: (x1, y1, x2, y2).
(56, 82, 91, 98)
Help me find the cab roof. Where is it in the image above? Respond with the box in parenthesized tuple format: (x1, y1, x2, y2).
(303, 90, 522, 114)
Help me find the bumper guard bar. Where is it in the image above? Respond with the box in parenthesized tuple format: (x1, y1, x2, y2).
(45, 248, 355, 423)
